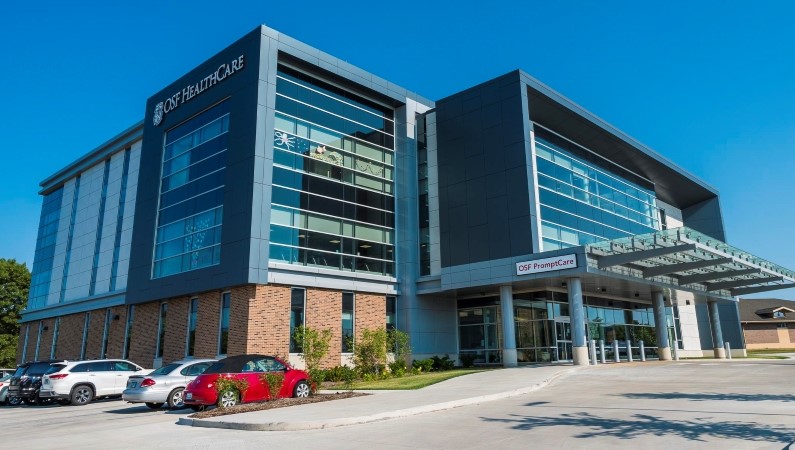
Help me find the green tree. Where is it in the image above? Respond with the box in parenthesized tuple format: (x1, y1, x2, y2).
(292, 325, 332, 391)
(0, 259, 30, 367)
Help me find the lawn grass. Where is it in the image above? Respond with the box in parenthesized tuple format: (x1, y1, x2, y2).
(745, 354, 788, 359)
(747, 348, 795, 354)
(348, 369, 484, 390)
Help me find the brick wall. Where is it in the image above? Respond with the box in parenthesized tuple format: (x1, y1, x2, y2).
(162, 297, 190, 364)
(128, 302, 160, 368)
(56, 313, 88, 360)
(36, 319, 55, 360)
(227, 285, 254, 356)
(743, 323, 780, 345)
(84, 310, 108, 359)
(355, 293, 386, 338)
(194, 291, 222, 358)
(246, 285, 291, 357)
(24, 323, 37, 361)
(306, 288, 342, 368)
(105, 305, 128, 359)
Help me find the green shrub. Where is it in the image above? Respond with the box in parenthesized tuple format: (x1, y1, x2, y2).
(431, 355, 455, 371)
(459, 353, 477, 368)
(412, 358, 434, 373)
(352, 328, 389, 377)
(214, 377, 249, 406)
(292, 325, 332, 391)
(388, 359, 407, 377)
(259, 372, 285, 399)
(324, 365, 357, 383)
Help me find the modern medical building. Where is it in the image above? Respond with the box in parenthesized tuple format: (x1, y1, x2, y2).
(17, 26, 795, 369)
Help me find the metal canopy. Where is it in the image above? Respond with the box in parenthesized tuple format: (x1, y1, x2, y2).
(586, 227, 795, 299)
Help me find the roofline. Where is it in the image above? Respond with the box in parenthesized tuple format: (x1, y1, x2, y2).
(39, 120, 144, 195)
(516, 70, 721, 197)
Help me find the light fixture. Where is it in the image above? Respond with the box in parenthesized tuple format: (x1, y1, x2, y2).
(330, 239, 340, 244)
(360, 244, 372, 249)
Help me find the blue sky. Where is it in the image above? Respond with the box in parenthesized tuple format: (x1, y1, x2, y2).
(1, 1, 793, 299)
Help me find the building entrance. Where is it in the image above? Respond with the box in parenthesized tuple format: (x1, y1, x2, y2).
(554, 317, 572, 362)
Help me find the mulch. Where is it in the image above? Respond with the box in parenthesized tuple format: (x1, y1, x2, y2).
(188, 391, 368, 419)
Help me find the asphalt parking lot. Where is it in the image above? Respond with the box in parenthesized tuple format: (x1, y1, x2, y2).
(1, 360, 794, 449)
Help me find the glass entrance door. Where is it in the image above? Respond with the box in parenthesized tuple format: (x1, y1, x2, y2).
(554, 317, 572, 362)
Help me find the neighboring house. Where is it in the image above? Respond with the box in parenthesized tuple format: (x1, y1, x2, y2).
(739, 298, 795, 349)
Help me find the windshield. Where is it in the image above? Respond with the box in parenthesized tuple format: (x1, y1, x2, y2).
(0, 375, 10, 382)
(149, 363, 181, 376)
(45, 364, 66, 375)
(27, 362, 57, 375)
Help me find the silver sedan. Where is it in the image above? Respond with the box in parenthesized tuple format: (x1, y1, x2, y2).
(123, 359, 216, 409)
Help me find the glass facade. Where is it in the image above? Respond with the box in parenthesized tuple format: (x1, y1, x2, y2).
(342, 292, 354, 352)
(29, 187, 63, 307)
(110, 148, 132, 291)
(186, 298, 198, 357)
(417, 114, 430, 275)
(218, 293, 230, 355)
(89, 160, 111, 296)
(534, 133, 659, 251)
(458, 291, 659, 363)
(152, 101, 229, 278)
(270, 66, 396, 276)
(289, 288, 305, 352)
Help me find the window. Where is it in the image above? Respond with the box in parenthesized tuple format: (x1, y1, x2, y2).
(80, 313, 90, 360)
(386, 296, 396, 331)
(218, 293, 230, 355)
(113, 361, 137, 371)
(156, 303, 168, 359)
(186, 298, 198, 357)
(34, 321, 44, 361)
(182, 362, 213, 376)
(21, 325, 29, 362)
(123, 305, 134, 359)
(342, 293, 354, 352)
(289, 288, 305, 352)
(777, 323, 788, 329)
(50, 317, 60, 359)
(100, 309, 111, 359)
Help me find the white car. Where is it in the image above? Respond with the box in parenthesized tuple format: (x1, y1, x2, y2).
(123, 359, 215, 409)
(40, 359, 147, 406)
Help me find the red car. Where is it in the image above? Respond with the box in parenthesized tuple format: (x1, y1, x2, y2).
(183, 355, 310, 410)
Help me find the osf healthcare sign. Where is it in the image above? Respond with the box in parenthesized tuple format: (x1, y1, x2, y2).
(516, 254, 577, 275)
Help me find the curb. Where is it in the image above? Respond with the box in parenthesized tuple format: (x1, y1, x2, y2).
(177, 366, 580, 431)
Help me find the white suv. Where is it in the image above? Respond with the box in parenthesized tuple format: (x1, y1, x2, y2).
(40, 359, 147, 406)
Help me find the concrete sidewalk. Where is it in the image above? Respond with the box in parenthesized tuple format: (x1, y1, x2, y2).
(177, 364, 581, 431)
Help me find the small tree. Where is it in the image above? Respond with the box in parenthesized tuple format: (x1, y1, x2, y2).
(292, 325, 332, 390)
(351, 328, 388, 377)
(0, 259, 29, 367)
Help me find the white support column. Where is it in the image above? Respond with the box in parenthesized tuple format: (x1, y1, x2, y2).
(708, 299, 726, 359)
(567, 277, 589, 366)
(500, 285, 518, 367)
(652, 291, 672, 361)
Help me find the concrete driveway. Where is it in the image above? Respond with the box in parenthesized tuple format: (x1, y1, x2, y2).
(0, 359, 793, 449)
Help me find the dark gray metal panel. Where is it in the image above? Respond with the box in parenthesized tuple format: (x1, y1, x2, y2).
(436, 73, 533, 267)
(682, 196, 727, 241)
(695, 302, 714, 349)
(126, 28, 263, 305)
(718, 301, 745, 350)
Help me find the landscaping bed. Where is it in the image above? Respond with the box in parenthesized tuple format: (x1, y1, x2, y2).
(188, 391, 368, 419)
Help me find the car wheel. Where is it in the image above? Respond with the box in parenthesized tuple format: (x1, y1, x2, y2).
(145, 402, 163, 409)
(217, 389, 238, 408)
(167, 388, 185, 409)
(70, 385, 94, 406)
(294, 380, 310, 398)
(8, 396, 22, 406)
(189, 405, 206, 412)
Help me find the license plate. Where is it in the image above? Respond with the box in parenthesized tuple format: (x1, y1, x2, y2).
(127, 381, 137, 388)
(186, 393, 192, 400)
